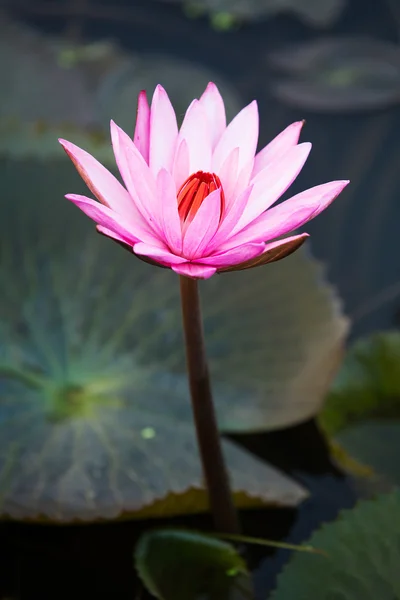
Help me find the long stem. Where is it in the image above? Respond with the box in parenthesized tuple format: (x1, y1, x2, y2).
(179, 276, 240, 534)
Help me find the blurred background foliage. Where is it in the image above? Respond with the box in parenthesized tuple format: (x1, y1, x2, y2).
(1, 0, 400, 599)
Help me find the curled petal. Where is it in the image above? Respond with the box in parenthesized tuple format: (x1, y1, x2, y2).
(218, 233, 309, 272)
(172, 263, 217, 279)
(252, 121, 304, 178)
(149, 84, 178, 175)
(199, 82, 227, 149)
(133, 90, 150, 162)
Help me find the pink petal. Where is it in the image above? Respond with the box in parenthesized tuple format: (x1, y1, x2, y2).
(182, 188, 221, 260)
(223, 180, 349, 248)
(198, 242, 265, 267)
(59, 139, 135, 216)
(110, 121, 163, 235)
(133, 90, 150, 163)
(149, 85, 178, 175)
(252, 121, 304, 178)
(219, 234, 308, 272)
(199, 82, 227, 149)
(96, 225, 134, 247)
(172, 263, 217, 279)
(66, 194, 161, 247)
(157, 169, 182, 254)
(206, 185, 253, 253)
(172, 139, 190, 190)
(133, 242, 187, 265)
(218, 147, 239, 210)
(177, 100, 212, 174)
(231, 142, 312, 234)
(213, 100, 259, 175)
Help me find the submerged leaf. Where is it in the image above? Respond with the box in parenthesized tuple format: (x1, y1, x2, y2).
(0, 153, 348, 520)
(135, 529, 251, 600)
(271, 490, 400, 600)
(268, 37, 400, 112)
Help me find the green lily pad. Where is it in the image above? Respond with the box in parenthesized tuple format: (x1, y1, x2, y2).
(320, 331, 400, 483)
(0, 153, 348, 521)
(135, 529, 251, 600)
(321, 331, 400, 436)
(271, 490, 400, 600)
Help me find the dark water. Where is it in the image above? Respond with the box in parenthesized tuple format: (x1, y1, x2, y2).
(1, 0, 399, 598)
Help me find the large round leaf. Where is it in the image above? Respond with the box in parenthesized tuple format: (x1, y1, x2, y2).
(271, 490, 400, 600)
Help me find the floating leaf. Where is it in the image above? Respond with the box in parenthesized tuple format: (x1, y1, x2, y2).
(320, 331, 400, 436)
(162, 0, 346, 27)
(320, 331, 400, 483)
(268, 37, 400, 112)
(337, 421, 400, 486)
(135, 529, 251, 600)
(271, 490, 400, 600)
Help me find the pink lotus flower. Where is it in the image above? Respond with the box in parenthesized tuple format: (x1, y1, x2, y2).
(60, 83, 348, 279)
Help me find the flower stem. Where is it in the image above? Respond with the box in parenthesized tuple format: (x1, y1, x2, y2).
(179, 276, 240, 534)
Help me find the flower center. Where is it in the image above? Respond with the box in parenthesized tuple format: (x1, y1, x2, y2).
(177, 171, 225, 227)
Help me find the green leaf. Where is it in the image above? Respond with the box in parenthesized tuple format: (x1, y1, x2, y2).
(271, 490, 400, 600)
(135, 529, 251, 600)
(321, 331, 400, 436)
(0, 154, 348, 521)
(320, 332, 400, 482)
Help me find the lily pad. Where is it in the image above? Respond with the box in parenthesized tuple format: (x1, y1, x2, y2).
(321, 332, 400, 484)
(164, 0, 346, 27)
(320, 331, 400, 436)
(135, 529, 252, 600)
(271, 490, 400, 600)
(0, 153, 347, 521)
(268, 37, 400, 112)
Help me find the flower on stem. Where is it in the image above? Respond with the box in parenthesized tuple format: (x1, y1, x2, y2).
(60, 83, 349, 280)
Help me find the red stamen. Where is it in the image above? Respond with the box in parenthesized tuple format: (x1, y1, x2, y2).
(177, 171, 225, 227)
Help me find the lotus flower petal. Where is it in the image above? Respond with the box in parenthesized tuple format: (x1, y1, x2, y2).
(60, 82, 348, 279)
